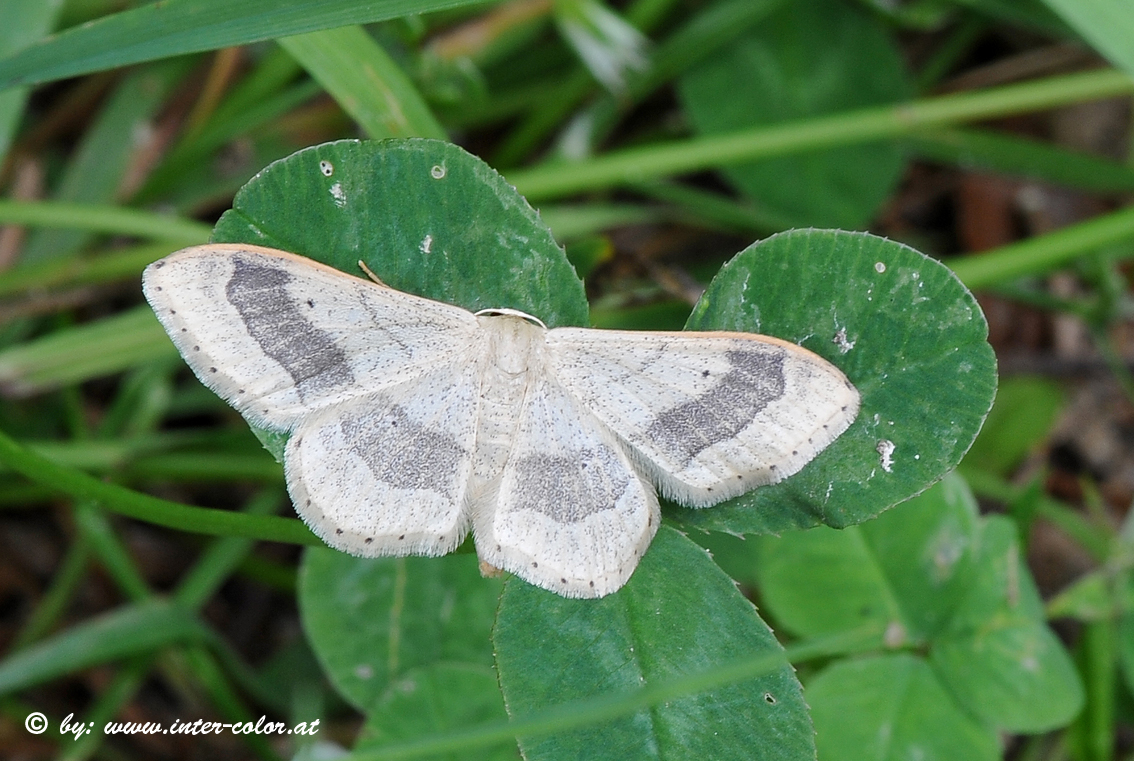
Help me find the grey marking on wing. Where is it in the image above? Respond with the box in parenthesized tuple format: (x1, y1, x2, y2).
(340, 403, 465, 498)
(646, 347, 786, 462)
(512, 445, 629, 523)
(226, 256, 354, 398)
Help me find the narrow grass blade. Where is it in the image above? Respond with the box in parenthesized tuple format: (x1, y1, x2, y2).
(0, 0, 492, 88)
(0, 600, 207, 696)
(278, 26, 446, 139)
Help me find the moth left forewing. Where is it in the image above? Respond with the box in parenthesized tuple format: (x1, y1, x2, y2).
(547, 329, 860, 507)
(142, 244, 479, 431)
(474, 374, 659, 599)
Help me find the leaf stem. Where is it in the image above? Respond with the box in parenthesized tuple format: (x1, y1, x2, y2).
(0, 426, 318, 545)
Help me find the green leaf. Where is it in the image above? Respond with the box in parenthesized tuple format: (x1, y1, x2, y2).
(673, 229, 996, 534)
(212, 139, 588, 328)
(755, 473, 1083, 735)
(677, 0, 913, 228)
(356, 663, 514, 761)
(756, 474, 980, 643)
(493, 526, 814, 761)
(931, 516, 1084, 732)
(1040, 0, 1134, 78)
(0, 0, 495, 88)
(961, 376, 1065, 478)
(808, 654, 999, 761)
(298, 547, 503, 712)
(0, 600, 209, 696)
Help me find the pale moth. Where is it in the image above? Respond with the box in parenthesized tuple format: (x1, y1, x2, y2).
(143, 244, 859, 598)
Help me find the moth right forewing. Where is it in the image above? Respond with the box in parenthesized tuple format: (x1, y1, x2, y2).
(547, 329, 859, 507)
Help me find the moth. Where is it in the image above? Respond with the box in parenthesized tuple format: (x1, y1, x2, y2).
(143, 244, 859, 598)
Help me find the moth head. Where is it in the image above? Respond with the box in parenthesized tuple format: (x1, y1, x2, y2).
(474, 307, 547, 329)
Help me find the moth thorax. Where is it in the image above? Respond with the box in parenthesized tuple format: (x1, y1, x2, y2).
(477, 311, 546, 375)
(469, 314, 546, 499)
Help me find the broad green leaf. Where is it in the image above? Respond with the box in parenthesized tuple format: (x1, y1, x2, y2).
(961, 376, 1065, 478)
(673, 229, 996, 534)
(676, 0, 912, 228)
(931, 516, 1083, 731)
(755, 527, 898, 637)
(0, 600, 209, 696)
(212, 139, 588, 329)
(298, 547, 503, 712)
(494, 527, 813, 761)
(756, 475, 979, 643)
(1039, 0, 1134, 78)
(756, 473, 1083, 735)
(0, 0, 493, 89)
(356, 663, 515, 761)
(808, 654, 999, 761)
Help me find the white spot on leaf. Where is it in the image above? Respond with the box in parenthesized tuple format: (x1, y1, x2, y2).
(874, 262, 886, 273)
(430, 164, 446, 179)
(330, 182, 346, 207)
(319, 160, 334, 176)
(876, 439, 895, 472)
(884, 621, 906, 647)
(420, 235, 433, 254)
(833, 327, 856, 354)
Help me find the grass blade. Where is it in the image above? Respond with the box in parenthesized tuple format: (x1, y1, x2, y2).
(0, 0, 491, 89)
(278, 26, 446, 139)
(0, 600, 207, 696)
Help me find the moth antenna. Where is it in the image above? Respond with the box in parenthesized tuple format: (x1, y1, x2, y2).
(358, 260, 387, 286)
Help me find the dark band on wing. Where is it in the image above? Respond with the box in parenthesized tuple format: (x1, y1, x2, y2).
(511, 445, 629, 522)
(340, 403, 465, 498)
(226, 255, 354, 398)
(646, 347, 786, 462)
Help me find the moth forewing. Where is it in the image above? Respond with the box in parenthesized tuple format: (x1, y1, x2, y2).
(142, 244, 480, 431)
(545, 329, 860, 507)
